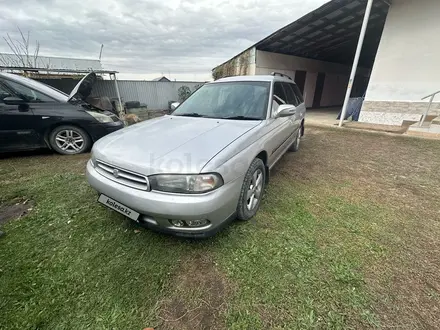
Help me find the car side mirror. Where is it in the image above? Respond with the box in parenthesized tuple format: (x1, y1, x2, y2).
(276, 104, 296, 118)
(3, 96, 27, 105)
(170, 102, 180, 110)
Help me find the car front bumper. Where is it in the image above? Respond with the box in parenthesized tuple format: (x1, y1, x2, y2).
(86, 160, 243, 237)
(88, 121, 125, 142)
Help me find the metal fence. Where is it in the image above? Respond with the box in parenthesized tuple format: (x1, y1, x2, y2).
(90, 80, 204, 110)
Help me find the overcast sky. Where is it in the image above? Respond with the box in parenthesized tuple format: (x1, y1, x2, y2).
(0, 0, 327, 81)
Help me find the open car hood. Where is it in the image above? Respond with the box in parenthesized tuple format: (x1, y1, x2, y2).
(68, 72, 97, 102)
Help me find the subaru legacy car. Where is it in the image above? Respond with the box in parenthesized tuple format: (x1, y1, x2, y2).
(87, 73, 306, 237)
(0, 72, 123, 155)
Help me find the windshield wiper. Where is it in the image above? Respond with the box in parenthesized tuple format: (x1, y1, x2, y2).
(174, 112, 206, 117)
(220, 116, 261, 120)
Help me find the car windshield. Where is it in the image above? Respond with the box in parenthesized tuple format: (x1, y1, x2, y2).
(2, 74, 69, 102)
(172, 81, 270, 120)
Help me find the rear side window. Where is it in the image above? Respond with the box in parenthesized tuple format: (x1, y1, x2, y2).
(3, 79, 55, 103)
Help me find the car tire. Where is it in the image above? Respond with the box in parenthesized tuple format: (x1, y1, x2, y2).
(237, 158, 266, 221)
(49, 125, 91, 155)
(289, 126, 302, 152)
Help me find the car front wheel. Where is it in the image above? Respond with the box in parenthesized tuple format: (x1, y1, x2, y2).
(237, 158, 266, 221)
(49, 125, 91, 155)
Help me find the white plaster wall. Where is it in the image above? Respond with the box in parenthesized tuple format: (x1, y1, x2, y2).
(247, 47, 256, 75)
(255, 66, 296, 81)
(255, 50, 369, 107)
(248, 63, 256, 75)
(365, 0, 440, 102)
(256, 50, 370, 76)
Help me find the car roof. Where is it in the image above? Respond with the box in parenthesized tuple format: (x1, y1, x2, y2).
(212, 75, 297, 84)
(0, 72, 31, 83)
(0, 72, 55, 89)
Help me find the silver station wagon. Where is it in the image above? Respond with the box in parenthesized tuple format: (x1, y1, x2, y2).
(86, 73, 306, 237)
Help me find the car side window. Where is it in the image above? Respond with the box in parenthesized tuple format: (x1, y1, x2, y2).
(0, 83, 12, 103)
(3, 79, 54, 103)
(282, 83, 299, 106)
(272, 82, 287, 116)
(292, 84, 304, 104)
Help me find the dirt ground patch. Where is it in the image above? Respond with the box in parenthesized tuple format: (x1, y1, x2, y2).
(158, 253, 229, 330)
(0, 199, 34, 226)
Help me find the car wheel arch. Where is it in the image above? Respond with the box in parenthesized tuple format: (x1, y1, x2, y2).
(255, 150, 270, 184)
(44, 122, 92, 149)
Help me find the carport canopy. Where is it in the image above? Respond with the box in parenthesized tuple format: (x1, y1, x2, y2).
(253, 0, 390, 68)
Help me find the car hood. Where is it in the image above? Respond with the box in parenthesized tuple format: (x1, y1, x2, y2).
(68, 72, 96, 102)
(92, 116, 261, 175)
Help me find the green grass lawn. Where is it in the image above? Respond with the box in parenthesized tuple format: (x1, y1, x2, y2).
(1, 126, 439, 330)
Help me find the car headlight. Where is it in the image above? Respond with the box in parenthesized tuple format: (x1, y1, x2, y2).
(149, 173, 223, 194)
(86, 111, 114, 123)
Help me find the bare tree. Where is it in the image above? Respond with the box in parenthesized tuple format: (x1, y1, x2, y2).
(0, 27, 40, 68)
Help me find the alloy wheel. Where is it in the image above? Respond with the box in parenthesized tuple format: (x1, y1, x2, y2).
(55, 129, 85, 153)
(246, 168, 264, 211)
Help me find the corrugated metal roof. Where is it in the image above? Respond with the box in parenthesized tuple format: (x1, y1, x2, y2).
(254, 0, 390, 67)
(214, 0, 390, 69)
(0, 53, 102, 71)
(152, 76, 171, 82)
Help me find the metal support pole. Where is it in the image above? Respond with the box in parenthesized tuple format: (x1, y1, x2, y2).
(419, 95, 435, 127)
(111, 73, 124, 118)
(338, 0, 374, 127)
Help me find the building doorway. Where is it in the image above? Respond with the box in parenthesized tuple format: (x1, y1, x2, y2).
(313, 73, 326, 108)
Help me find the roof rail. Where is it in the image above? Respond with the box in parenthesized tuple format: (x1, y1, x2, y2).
(271, 72, 293, 80)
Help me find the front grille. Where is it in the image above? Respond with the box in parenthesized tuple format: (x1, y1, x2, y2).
(95, 160, 150, 191)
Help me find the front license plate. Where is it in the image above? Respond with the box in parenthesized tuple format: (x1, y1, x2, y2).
(98, 194, 140, 222)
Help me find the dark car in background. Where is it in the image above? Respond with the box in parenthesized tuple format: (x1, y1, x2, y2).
(0, 72, 124, 155)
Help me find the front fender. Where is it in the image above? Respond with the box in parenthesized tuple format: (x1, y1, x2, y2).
(203, 140, 269, 185)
